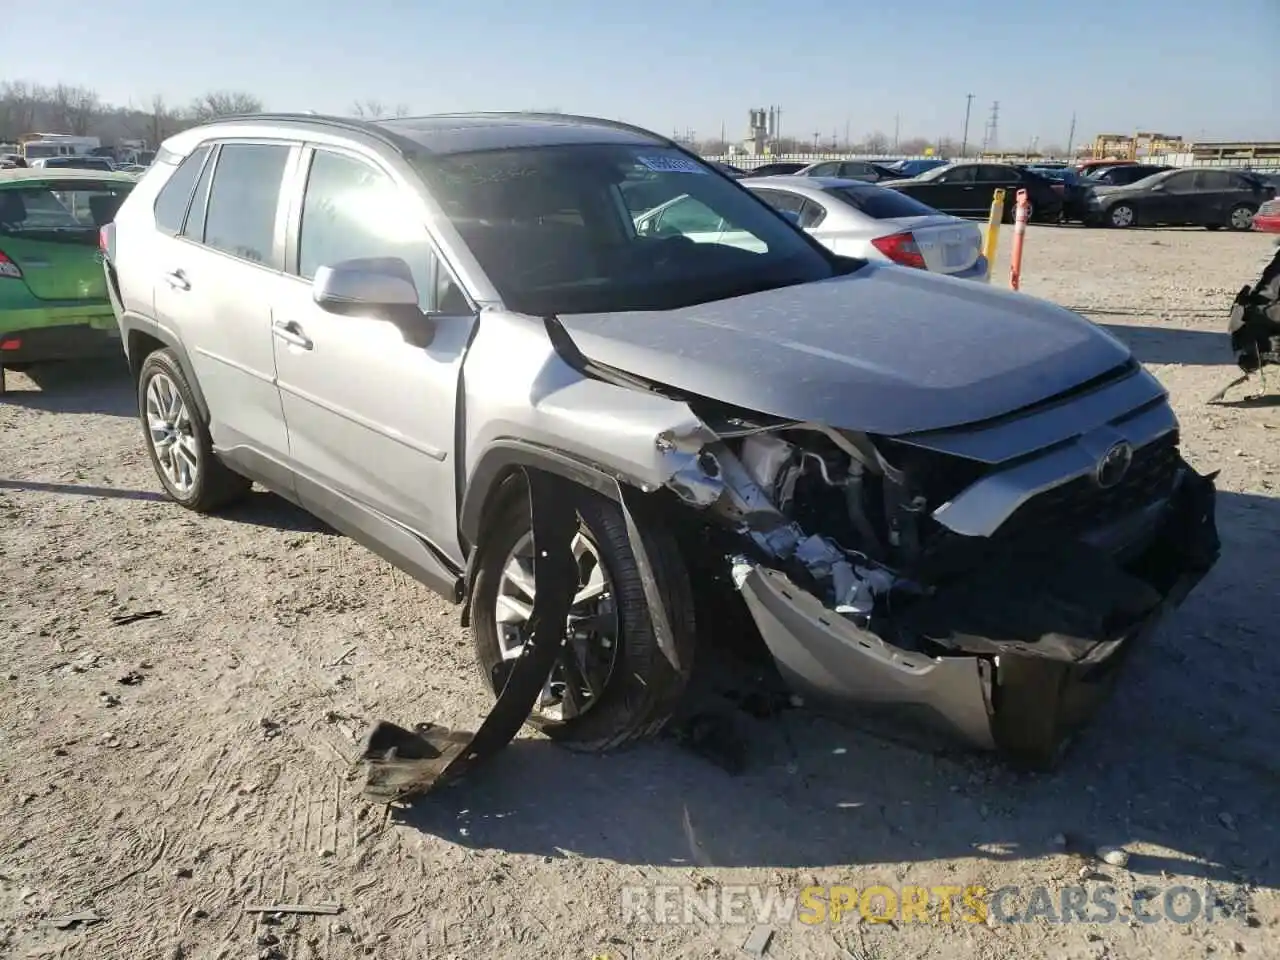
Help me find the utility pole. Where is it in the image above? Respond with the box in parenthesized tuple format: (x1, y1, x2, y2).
(844, 118, 850, 150)
(1065, 111, 1076, 160)
(982, 100, 1000, 154)
(812, 131, 820, 152)
(893, 114, 900, 151)
(960, 93, 974, 157)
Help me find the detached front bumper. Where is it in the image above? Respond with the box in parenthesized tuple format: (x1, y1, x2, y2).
(735, 464, 1220, 765)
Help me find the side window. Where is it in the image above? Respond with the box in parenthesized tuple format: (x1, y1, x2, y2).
(182, 145, 217, 242)
(297, 149, 436, 302)
(1163, 172, 1196, 193)
(153, 144, 211, 235)
(751, 188, 805, 225)
(808, 162, 840, 177)
(1193, 170, 1232, 191)
(976, 165, 1015, 183)
(203, 142, 291, 267)
(798, 199, 827, 229)
(938, 166, 976, 184)
(838, 162, 870, 178)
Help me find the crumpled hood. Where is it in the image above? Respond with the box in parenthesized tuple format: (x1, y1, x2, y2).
(553, 263, 1133, 436)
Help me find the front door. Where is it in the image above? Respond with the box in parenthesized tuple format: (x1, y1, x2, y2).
(271, 145, 476, 563)
(1146, 170, 1196, 224)
(919, 165, 977, 216)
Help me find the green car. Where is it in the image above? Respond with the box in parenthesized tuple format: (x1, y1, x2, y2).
(0, 168, 137, 393)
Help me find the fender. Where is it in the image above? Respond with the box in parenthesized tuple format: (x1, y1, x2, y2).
(457, 439, 627, 625)
(118, 313, 209, 421)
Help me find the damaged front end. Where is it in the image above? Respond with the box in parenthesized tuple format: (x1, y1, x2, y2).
(648, 391, 1220, 769)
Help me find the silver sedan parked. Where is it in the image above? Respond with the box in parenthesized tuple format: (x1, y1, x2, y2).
(744, 176, 988, 281)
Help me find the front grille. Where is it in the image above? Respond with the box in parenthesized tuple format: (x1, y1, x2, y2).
(994, 432, 1181, 542)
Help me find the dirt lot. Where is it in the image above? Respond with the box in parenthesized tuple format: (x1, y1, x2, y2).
(2, 225, 1278, 960)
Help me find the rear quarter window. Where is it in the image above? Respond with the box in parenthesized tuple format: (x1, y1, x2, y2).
(834, 186, 939, 219)
(153, 145, 212, 235)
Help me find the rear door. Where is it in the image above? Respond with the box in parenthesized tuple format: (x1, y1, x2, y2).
(151, 139, 297, 466)
(974, 164, 1023, 217)
(1145, 170, 1196, 223)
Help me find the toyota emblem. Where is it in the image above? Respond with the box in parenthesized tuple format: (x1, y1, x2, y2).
(1094, 441, 1134, 489)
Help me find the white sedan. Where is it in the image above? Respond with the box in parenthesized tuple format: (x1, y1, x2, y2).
(743, 175, 989, 281)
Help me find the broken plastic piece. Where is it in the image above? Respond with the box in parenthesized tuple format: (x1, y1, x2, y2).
(359, 467, 580, 803)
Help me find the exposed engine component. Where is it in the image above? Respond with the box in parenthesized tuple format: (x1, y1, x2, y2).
(696, 430, 912, 625)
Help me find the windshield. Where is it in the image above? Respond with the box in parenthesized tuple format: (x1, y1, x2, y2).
(0, 182, 132, 244)
(412, 144, 837, 314)
(24, 143, 64, 160)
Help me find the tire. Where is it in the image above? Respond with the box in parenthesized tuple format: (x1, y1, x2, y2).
(470, 485, 696, 752)
(1107, 204, 1136, 228)
(137, 348, 250, 512)
(1227, 204, 1255, 232)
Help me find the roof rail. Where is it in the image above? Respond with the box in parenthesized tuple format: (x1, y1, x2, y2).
(193, 112, 408, 150)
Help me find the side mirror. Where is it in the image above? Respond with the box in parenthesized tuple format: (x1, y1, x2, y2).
(778, 209, 802, 226)
(1149, 183, 1164, 192)
(312, 257, 433, 346)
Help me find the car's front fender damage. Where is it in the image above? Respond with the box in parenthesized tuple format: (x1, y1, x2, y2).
(362, 368, 1221, 799)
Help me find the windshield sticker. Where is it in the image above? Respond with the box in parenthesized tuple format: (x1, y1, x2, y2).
(636, 154, 709, 175)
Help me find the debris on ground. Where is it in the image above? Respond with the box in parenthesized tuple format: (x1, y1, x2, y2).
(742, 924, 774, 956)
(117, 671, 145, 686)
(1097, 846, 1130, 868)
(46, 911, 104, 929)
(243, 903, 342, 916)
(109, 610, 165, 626)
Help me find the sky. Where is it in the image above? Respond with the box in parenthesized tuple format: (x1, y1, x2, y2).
(3, 0, 1277, 149)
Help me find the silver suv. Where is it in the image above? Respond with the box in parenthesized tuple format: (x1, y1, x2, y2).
(102, 113, 1220, 769)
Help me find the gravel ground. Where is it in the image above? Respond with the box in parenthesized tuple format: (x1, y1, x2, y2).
(1, 225, 1277, 960)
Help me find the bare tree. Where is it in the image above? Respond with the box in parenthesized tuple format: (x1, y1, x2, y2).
(149, 94, 177, 145)
(0, 81, 44, 139)
(187, 91, 264, 123)
(1038, 143, 1066, 158)
(897, 136, 930, 156)
(60, 85, 100, 136)
(351, 99, 386, 119)
(861, 130, 891, 155)
(393, 103, 411, 118)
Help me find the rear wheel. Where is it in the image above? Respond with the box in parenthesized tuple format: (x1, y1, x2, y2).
(1227, 204, 1255, 232)
(470, 485, 696, 752)
(137, 349, 250, 511)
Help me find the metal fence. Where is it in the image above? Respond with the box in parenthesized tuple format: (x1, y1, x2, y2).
(703, 152, 1280, 172)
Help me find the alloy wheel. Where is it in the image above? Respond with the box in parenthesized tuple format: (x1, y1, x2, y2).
(145, 372, 199, 495)
(494, 529, 620, 721)
(1110, 205, 1135, 228)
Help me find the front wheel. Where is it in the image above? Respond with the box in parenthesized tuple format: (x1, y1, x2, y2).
(137, 349, 250, 511)
(1227, 204, 1255, 232)
(1107, 204, 1136, 228)
(470, 486, 696, 752)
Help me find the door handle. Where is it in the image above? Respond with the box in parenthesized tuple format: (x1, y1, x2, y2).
(162, 269, 190, 291)
(272, 320, 313, 350)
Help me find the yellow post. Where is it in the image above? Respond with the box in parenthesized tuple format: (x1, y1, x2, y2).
(982, 188, 1005, 283)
